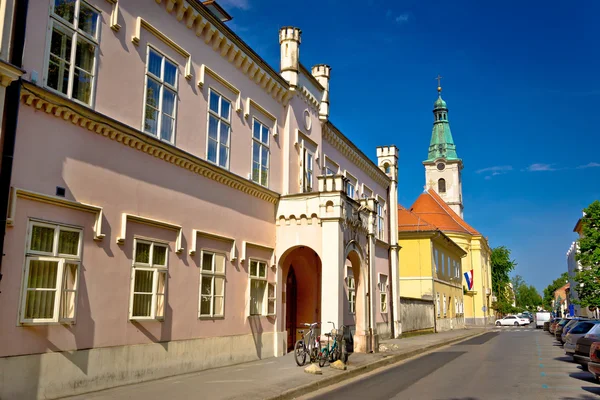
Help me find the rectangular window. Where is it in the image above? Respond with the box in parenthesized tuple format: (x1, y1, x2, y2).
(249, 260, 274, 315)
(324, 157, 339, 176)
(362, 184, 373, 199)
(130, 239, 168, 320)
(251, 118, 270, 187)
(433, 248, 439, 273)
(143, 47, 178, 143)
(379, 274, 388, 313)
(207, 90, 231, 169)
(377, 199, 385, 241)
(303, 148, 314, 192)
(20, 221, 82, 324)
(345, 173, 357, 200)
(436, 293, 440, 317)
(347, 266, 355, 314)
(199, 251, 226, 317)
(45, 0, 99, 105)
(443, 294, 447, 317)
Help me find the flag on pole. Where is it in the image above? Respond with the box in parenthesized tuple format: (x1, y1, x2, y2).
(464, 270, 474, 291)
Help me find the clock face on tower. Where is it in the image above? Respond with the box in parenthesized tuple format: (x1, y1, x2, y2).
(437, 162, 445, 171)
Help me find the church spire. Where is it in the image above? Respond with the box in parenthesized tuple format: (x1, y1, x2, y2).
(425, 77, 460, 163)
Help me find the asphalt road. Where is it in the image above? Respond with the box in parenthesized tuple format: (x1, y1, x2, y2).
(306, 324, 600, 400)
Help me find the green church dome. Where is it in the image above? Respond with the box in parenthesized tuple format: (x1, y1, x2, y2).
(434, 96, 447, 109)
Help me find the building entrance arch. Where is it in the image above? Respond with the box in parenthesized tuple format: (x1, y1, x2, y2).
(279, 246, 322, 353)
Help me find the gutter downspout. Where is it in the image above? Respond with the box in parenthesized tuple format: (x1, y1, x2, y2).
(385, 186, 395, 338)
(0, 0, 29, 284)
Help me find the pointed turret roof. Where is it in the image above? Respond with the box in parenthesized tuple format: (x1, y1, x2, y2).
(425, 87, 461, 163)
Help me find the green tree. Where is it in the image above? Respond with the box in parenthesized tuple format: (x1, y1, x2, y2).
(542, 272, 569, 310)
(511, 275, 543, 311)
(574, 200, 600, 308)
(490, 246, 517, 315)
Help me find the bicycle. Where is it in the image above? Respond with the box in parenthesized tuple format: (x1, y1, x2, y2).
(318, 322, 348, 366)
(294, 322, 320, 366)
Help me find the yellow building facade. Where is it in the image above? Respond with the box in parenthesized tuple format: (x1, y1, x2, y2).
(397, 207, 467, 333)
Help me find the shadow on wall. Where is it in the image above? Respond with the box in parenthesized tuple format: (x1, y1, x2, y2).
(248, 316, 264, 358)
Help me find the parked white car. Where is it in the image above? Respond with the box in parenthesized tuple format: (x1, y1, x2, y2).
(495, 315, 530, 326)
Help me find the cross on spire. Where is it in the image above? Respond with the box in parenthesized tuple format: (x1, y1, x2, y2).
(435, 74, 442, 93)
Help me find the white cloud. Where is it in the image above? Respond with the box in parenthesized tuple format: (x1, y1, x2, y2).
(526, 163, 556, 172)
(218, 0, 250, 10)
(395, 13, 410, 24)
(577, 162, 600, 169)
(476, 166, 513, 174)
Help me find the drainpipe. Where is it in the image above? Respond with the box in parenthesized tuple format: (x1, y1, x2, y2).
(385, 186, 395, 338)
(0, 0, 29, 284)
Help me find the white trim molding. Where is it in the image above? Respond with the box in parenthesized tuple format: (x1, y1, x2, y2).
(117, 213, 183, 254)
(190, 229, 236, 261)
(105, 0, 121, 31)
(197, 64, 241, 112)
(132, 17, 192, 80)
(7, 187, 105, 241)
(244, 98, 278, 137)
(241, 240, 274, 266)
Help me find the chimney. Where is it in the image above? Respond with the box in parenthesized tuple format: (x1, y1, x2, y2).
(311, 64, 331, 121)
(279, 27, 301, 89)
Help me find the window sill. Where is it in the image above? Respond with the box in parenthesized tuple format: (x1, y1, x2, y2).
(199, 315, 225, 320)
(43, 84, 95, 110)
(129, 317, 164, 322)
(19, 320, 74, 326)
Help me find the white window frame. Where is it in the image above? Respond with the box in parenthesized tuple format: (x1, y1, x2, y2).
(378, 273, 388, 313)
(251, 117, 270, 187)
(443, 294, 447, 317)
(129, 238, 168, 321)
(206, 89, 232, 169)
(199, 250, 226, 318)
(303, 148, 314, 192)
(346, 266, 356, 314)
(345, 172, 357, 200)
(142, 46, 178, 143)
(19, 220, 82, 324)
(324, 157, 339, 176)
(436, 293, 440, 317)
(377, 198, 385, 241)
(43, 0, 100, 107)
(249, 259, 274, 316)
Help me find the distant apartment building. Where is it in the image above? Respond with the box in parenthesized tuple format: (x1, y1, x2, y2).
(0, 1, 399, 398)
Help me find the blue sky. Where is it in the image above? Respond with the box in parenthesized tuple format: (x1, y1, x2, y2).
(220, 0, 600, 293)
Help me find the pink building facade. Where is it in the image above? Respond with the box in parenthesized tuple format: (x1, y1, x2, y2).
(0, 1, 400, 398)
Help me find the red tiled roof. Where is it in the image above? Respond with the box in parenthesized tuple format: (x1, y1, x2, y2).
(397, 205, 438, 232)
(407, 189, 481, 236)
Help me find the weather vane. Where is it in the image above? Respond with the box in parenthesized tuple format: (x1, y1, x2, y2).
(435, 74, 442, 93)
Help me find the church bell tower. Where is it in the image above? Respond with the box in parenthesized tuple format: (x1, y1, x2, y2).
(423, 77, 464, 217)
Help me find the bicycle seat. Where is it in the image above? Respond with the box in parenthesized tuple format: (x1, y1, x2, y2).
(323, 333, 332, 337)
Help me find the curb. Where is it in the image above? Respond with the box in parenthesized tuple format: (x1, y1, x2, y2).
(267, 329, 487, 400)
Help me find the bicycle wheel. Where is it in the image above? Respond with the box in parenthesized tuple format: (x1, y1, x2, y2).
(294, 340, 306, 366)
(310, 346, 319, 363)
(331, 344, 340, 362)
(318, 348, 328, 367)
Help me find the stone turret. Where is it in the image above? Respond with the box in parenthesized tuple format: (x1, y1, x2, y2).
(279, 27, 301, 89)
(311, 64, 331, 121)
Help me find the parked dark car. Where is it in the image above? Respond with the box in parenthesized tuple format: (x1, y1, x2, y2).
(555, 318, 572, 343)
(543, 321, 550, 331)
(574, 337, 597, 371)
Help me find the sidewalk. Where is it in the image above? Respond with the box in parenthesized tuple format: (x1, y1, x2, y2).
(63, 327, 486, 400)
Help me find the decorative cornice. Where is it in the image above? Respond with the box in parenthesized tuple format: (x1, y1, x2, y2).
(323, 123, 390, 188)
(132, 17, 192, 80)
(0, 59, 24, 87)
(20, 83, 280, 204)
(190, 229, 236, 261)
(298, 85, 319, 110)
(7, 187, 106, 241)
(117, 213, 183, 253)
(158, 0, 290, 104)
(197, 63, 242, 112)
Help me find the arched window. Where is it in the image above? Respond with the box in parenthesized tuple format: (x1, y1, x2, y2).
(438, 178, 446, 193)
(384, 163, 390, 174)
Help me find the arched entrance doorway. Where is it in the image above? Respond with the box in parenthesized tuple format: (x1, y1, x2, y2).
(280, 246, 322, 353)
(344, 241, 370, 353)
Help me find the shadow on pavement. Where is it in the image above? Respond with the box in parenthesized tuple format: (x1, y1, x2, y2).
(555, 356, 574, 362)
(569, 372, 597, 383)
(581, 386, 600, 396)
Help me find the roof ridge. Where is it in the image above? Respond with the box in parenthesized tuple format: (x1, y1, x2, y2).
(426, 189, 479, 235)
